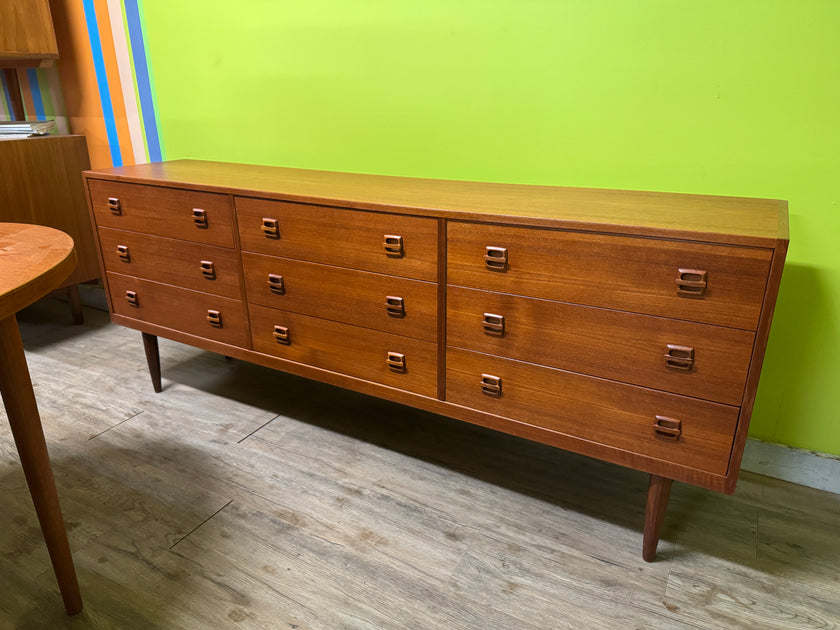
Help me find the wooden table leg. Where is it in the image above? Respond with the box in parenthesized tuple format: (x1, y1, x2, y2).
(142, 332, 163, 393)
(67, 285, 84, 326)
(0, 315, 82, 615)
(642, 474, 673, 562)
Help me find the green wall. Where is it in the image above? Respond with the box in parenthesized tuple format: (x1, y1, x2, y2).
(142, 1, 840, 455)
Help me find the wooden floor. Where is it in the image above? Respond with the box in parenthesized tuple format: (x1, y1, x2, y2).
(2, 298, 839, 629)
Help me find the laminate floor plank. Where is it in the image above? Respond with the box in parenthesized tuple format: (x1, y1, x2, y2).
(0, 297, 838, 629)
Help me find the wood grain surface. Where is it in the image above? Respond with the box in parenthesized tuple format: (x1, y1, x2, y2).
(243, 253, 438, 341)
(447, 222, 773, 330)
(107, 272, 248, 348)
(88, 179, 235, 248)
(98, 227, 243, 299)
(0, 136, 97, 287)
(445, 347, 739, 475)
(236, 197, 439, 281)
(0, 0, 57, 64)
(84, 160, 788, 246)
(249, 304, 438, 397)
(447, 286, 755, 405)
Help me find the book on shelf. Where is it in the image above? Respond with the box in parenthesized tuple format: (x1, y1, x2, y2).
(0, 120, 58, 137)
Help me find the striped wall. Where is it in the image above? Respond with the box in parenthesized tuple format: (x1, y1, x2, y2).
(0, 0, 162, 169)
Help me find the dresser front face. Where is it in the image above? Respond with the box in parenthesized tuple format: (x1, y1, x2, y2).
(84, 167, 786, 494)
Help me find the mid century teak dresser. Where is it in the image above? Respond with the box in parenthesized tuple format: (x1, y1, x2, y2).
(83, 161, 788, 561)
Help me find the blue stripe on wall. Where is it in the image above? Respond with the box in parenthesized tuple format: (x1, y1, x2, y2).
(26, 69, 46, 121)
(82, 0, 123, 166)
(124, 0, 162, 162)
(1, 76, 14, 118)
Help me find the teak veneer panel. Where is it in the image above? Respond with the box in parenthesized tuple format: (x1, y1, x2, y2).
(448, 222, 772, 330)
(447, 287, 754, 406)
(0, 0, 58, 65)
(237, 197, 438, 281)
(249, 305, 438, 398)
(88, 179, 235, 248)
(243, 253, 437, 342)
(86, 160, 787, 246)
(107, 273, 248, 348)
(98, 228, 242, 299)
(446, 348, 739, 476)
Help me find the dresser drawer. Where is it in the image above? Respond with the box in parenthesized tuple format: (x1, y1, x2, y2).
(243, 253, 437, 341)
(99, 228, 242, 299)
(447, 222, 772, 330)
(447, 287, 754, 405)
(236, 197, 438, 281)
(446, 348, 738, 475)
(250, 304, 437, 397)
(89, 179, 235, 247)
(107, 273, 248, 347)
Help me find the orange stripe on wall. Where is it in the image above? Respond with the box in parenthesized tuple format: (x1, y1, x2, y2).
(49, 0, 113, 168)
(93, 0, 135, 166)
(17, 71, 37, 120)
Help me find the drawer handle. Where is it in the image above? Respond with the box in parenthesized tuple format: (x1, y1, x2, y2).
(267, 274, 285, 295)
(653, 416, 682, 441)
(206, 310, 222, 328)
(386, 351, 406, 372)
(385, 296, 405, 317)
(383, 234, 404, 257)
(116, 244, 130, 262)
(125, 290, 138, 307)
(108, 197, 121, 215)
(664, 344, 694, 371)
(484, 246, 508, 271)
(262, 218, 280, 239)
(193, 208, 208, 228)
(200, 260, 216, 280)
(273, 325, 290, 344)
(481, 373, 502, 397)
(676, 269, 707, 297)
(482, 313, 505, 335)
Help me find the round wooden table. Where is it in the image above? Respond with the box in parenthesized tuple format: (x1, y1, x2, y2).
(0, 223, 82, 615)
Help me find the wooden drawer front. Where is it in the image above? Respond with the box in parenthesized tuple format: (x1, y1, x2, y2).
(236, 197, 438, 281)
(447, 222, 772, 330)
(88, 179, 235, 247)
(447, 287, 754, 406)
(250, 304, 437, 397)
(446, 348, 738, 475)
(243, 253, 437, 341)
(107, 272, 248, 347)
(99, 228, 242, 299)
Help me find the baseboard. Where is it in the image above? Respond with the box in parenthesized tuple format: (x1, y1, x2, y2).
(741, 438, 840, 495)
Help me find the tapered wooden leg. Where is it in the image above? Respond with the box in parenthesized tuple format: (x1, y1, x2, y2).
(643, 474, 673, 562)
(141, 332, 163, 393)
(0, 316, 82, 615)
(66, 285, 84, 325)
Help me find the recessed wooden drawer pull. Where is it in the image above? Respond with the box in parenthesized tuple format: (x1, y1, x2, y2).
(480, 373, 502, 397)
(385, 296, 405, 317)
(383, 234, 404, 257)
(482, 313, 505, 335)
(273, 325, 290, 344)
(653, 416, 682, 441)
(206, 310, 222, 327)
(267, 274, 285, 294)
(107, 197, 121, 215)
(125, 290, 138, 307)
(386, 351, 406, 372)
(262, 218, 280, 238)
(676, 269, 708, 297)
(192, 208, 208, 228)
(200, 260, 216, 280)
(664, 344, 695, 371)
(116, 244, 130, 262)
(484, 246, 508, 271)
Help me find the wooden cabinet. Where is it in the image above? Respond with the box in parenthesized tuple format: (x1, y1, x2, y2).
(0, 0, 58, 66)
(83, 161, 788, 561)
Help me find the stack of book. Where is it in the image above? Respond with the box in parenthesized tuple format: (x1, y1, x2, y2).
(0, 120, 57, 137)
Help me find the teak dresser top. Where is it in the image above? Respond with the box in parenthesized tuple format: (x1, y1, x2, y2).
(88, 160, 788, 248)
